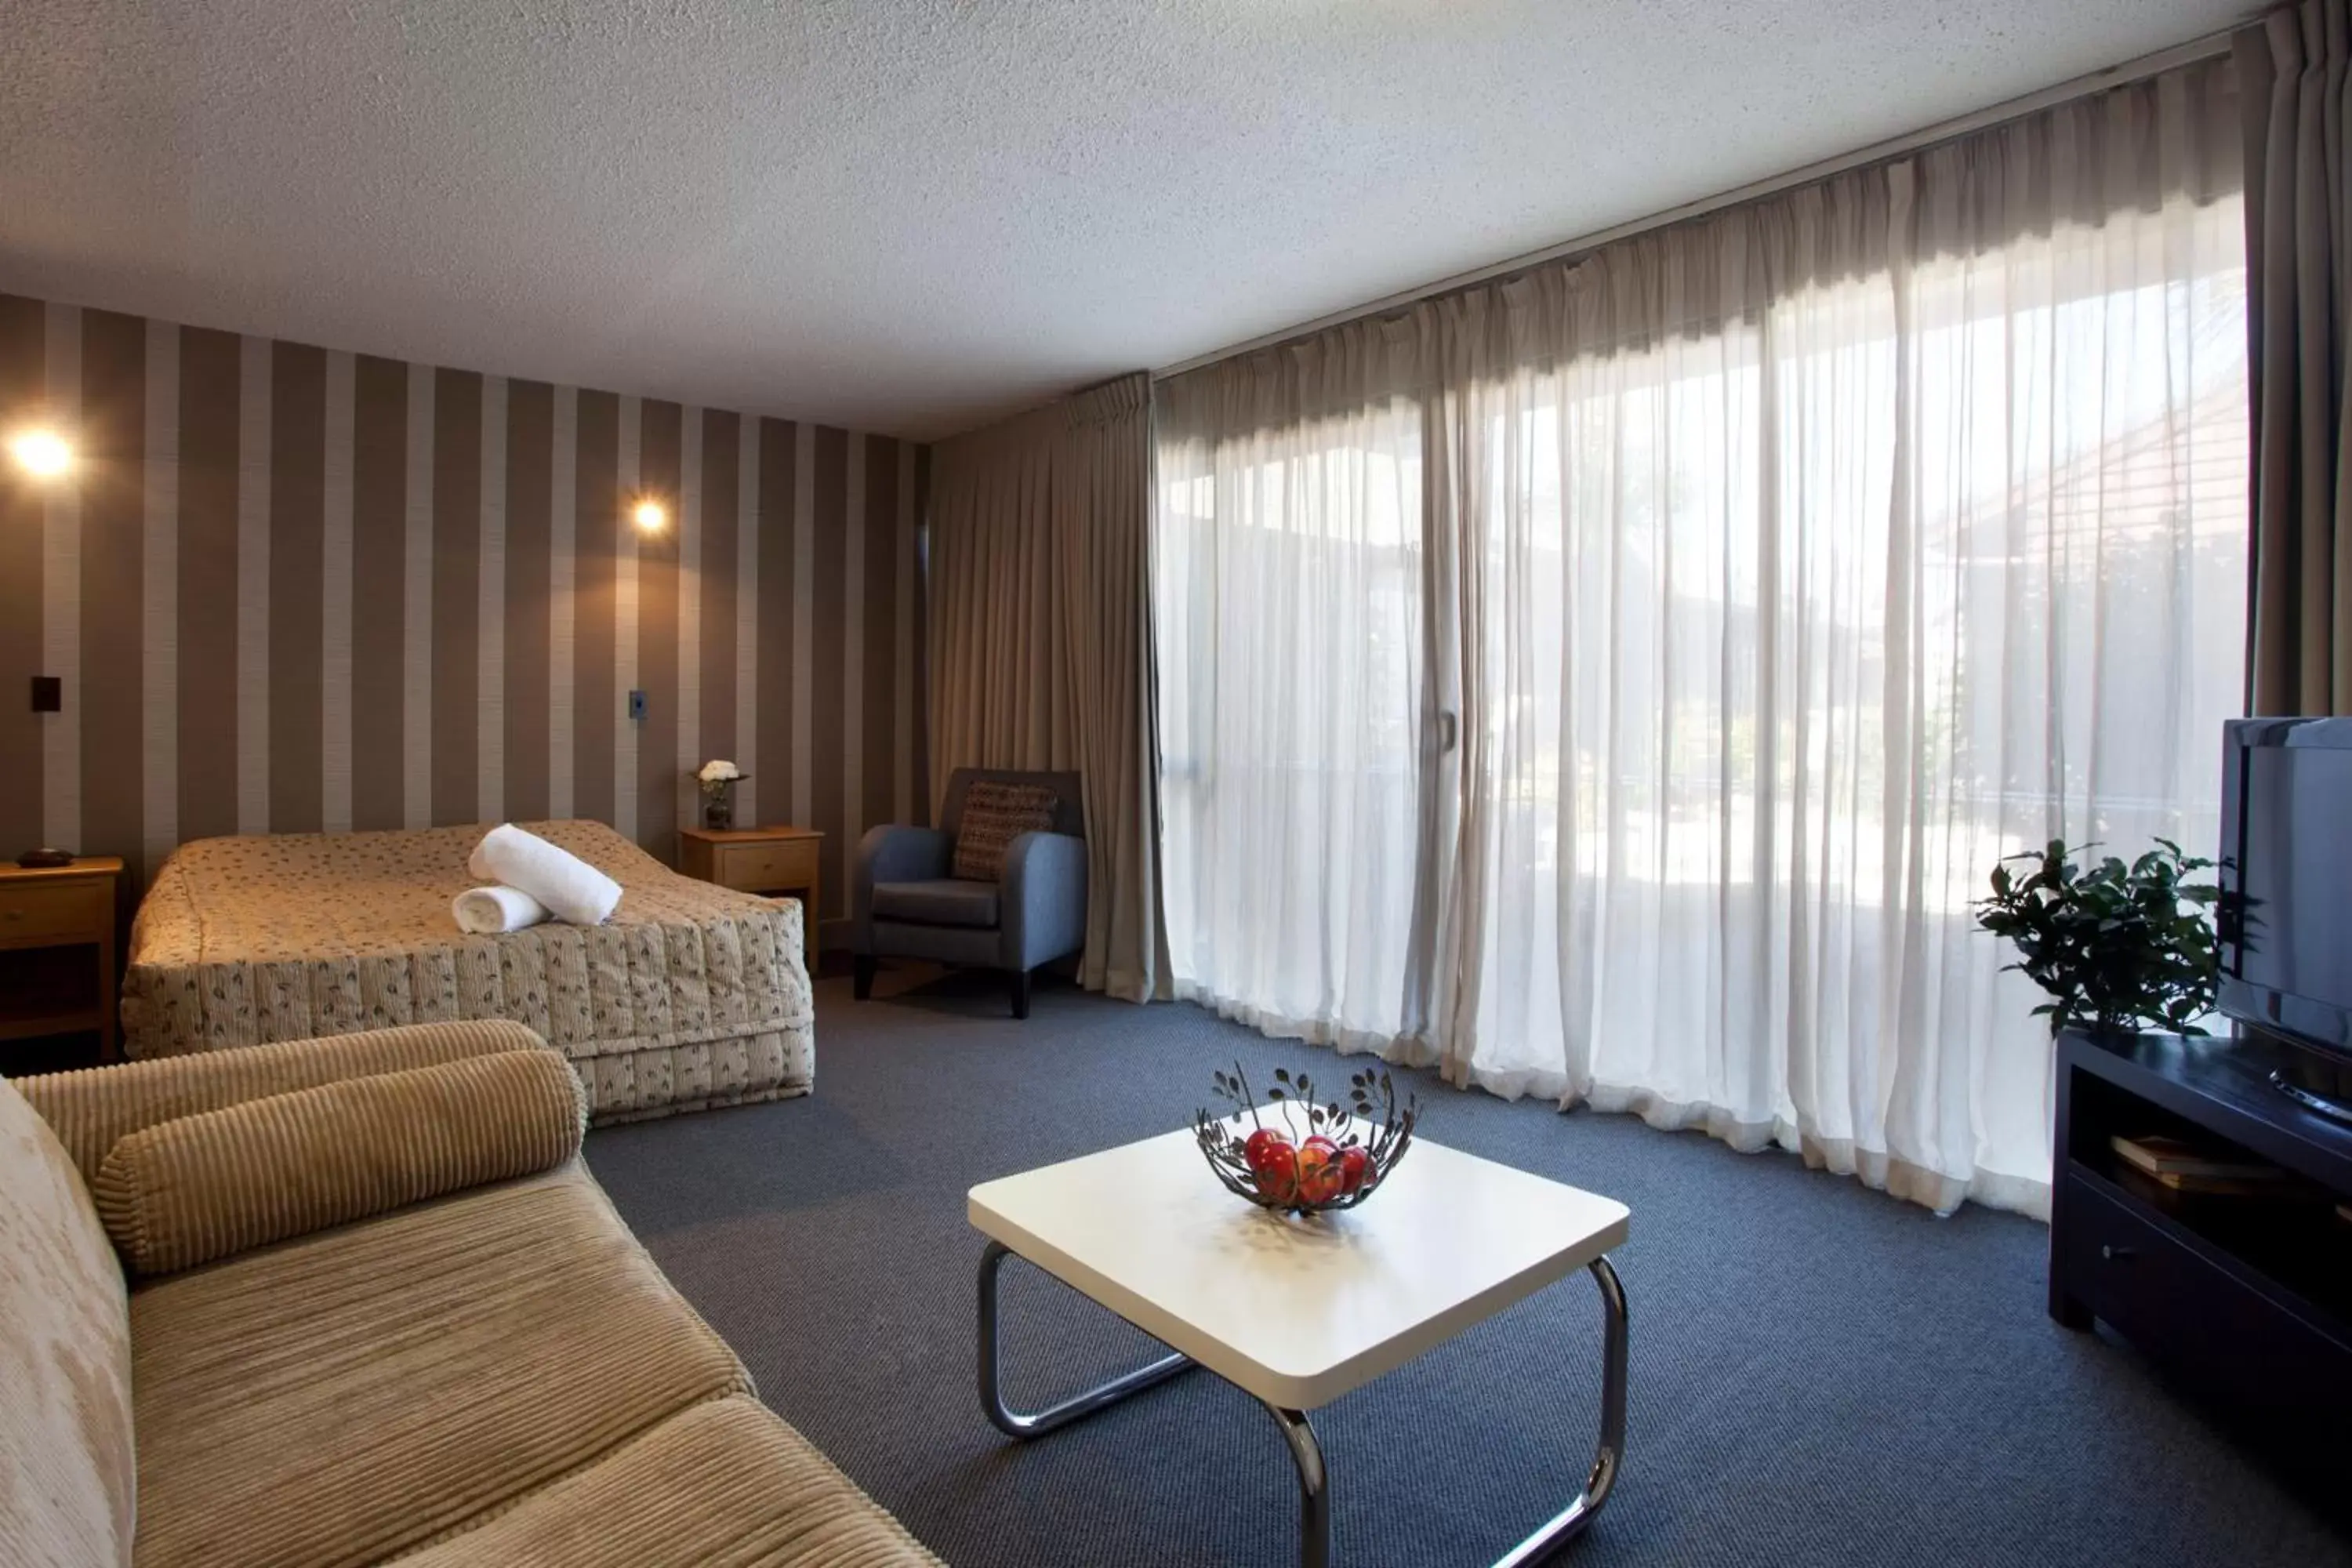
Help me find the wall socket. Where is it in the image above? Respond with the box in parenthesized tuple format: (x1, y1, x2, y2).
(627, 689, 647, 720)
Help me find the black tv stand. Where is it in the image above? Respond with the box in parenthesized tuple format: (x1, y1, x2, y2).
(2050, 1029, 2352, 1444)
(2270, 1069, 2352, 1128)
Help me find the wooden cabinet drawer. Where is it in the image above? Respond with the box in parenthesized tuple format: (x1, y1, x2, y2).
(2059, 1171, 2352, 1416)
(718, 838, 818, 893)
(0, 878, 111, 945)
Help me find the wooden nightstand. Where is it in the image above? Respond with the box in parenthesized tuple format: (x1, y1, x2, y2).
(679, 827, 823, 973)
(0, 856, 122, 1065)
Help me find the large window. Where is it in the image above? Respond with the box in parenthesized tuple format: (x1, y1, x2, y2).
(1152, 67, 2247, 1216)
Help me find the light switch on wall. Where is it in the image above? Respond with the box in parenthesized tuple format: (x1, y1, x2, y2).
(627, 689, 647, 720)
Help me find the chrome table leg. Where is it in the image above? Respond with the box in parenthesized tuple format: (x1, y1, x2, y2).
(1490, 1256, 1628, 1568)
(1258, 1256, 1624, 1568)
(978, 1242, 1627, 1567)
(977, 1239, 1194, 1438)
(1261, 1403, 1333, 1568)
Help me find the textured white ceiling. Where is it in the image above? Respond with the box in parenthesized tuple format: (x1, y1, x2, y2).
(1, 2, 2249, 441)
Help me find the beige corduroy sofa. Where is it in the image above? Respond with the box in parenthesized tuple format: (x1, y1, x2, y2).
(1, 1018, 942, 1568)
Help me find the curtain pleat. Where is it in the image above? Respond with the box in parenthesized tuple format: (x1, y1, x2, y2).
(928, 374, 1171, 1001)
(2241, 2, 2352, 714)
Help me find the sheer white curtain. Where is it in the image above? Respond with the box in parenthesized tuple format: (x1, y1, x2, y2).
(1154, 61, 2247, 1216)
(1157, 387, 1432, 1049)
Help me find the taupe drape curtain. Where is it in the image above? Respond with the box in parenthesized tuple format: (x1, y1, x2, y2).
(2241, 2, 2352, 714)
(929, 373, 1171, 1001)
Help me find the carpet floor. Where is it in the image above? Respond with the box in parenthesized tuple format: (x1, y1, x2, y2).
(586, 973, 2350, 1567)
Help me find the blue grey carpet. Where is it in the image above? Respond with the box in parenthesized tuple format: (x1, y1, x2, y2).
(586, 973, 2350, 1567)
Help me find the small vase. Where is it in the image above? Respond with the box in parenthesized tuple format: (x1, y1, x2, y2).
(703, 788, 733, 832)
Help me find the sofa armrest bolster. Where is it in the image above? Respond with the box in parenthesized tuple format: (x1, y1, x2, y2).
(16, 1019, 556, 1185)
(93, 1047, 586, 1277)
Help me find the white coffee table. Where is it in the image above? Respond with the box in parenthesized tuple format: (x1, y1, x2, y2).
(967, 1111, 1632, 1568)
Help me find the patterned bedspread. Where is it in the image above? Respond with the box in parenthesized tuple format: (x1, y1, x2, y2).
(123, 821, 815, 1123)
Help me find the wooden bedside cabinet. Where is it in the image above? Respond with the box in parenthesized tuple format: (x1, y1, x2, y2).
(0, 855, 124, 1065)
(679, 827, 823, 974)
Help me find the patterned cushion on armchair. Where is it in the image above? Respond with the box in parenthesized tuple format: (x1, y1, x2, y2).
(951, 780, 1061, 882)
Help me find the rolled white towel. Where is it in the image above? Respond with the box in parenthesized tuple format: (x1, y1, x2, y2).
(452, 884, 550, 935)
(468, 823, 623, 925)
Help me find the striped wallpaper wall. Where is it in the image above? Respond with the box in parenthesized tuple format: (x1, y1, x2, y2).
(0, 292, 929, 939)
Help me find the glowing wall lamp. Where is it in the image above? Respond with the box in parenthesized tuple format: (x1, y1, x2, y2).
(631, 496, 668, 535)
(8, 428, 74, 480)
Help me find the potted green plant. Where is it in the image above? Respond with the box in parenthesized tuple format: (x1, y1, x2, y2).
(1973, 838, 2222, 1037)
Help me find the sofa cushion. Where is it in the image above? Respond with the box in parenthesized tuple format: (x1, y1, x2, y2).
(0, 1075, 134, 1568)
(94, 1047, 586, 1277)
(18, 1018, 554, 1186)
(871, 877, 1002, 929)
(951, 779, 1060, 881)
(128, 1162, 751, 1568)
(397, 1395, 943, 1567)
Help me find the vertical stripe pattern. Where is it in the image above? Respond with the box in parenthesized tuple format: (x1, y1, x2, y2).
(734, 423, 760, 827)
(177, 329, 238, 845)
(320, 351, 354, 834)
(677, 408, 702, 836)
(756, 419, 797, 855)
(80, 311, 143, 909)
(143, 322, 181, 865)
(43, 303, 82, 851)
(503, 381, 552, 822)
(267, 342, 325, 835)
(549, 385, 577, 820)
(235, 335, 270, 835)
(572, 392, 616, 829)
(402, 365, 434, 829)
(843, 434, 866, 906)
(811, 428, 845, 917)
(348, 356, 406, 833)
(0, 292, 926, 948)
(895, 441, 917, 826)
(614, 396, 640, 844)
(634, 400, 679, 866)
(790, 421, 816, 827)
(430, 369, 480, 828)
(478, 376, 508, 822)
(0, 299, 42, 858)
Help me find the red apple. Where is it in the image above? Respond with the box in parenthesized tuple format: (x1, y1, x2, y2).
(1296, 1137, 1345, 1203)
(1337, 1145, 1373, 1196)
(1244, 1128, 1293, 1172)
(1243, 1130, 1299, 1203)
(1252, 1150, 1298, 1203)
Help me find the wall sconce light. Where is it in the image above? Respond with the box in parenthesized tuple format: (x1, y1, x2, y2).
(8, 428, 74, 480)
(631, 497, 668, 534)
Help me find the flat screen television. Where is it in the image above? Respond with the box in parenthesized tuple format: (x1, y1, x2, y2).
(2219, 717, 2352, 1121)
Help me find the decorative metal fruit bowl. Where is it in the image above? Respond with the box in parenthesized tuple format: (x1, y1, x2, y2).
(1193, 1061, 1417, 1216)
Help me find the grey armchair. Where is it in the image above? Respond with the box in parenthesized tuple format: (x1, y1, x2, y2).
(852, 768, 1087, 1018)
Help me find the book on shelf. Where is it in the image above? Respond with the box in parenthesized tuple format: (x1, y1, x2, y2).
(2148, 1171, 2300, 1198)
(2111, 1134, 2288, 1193)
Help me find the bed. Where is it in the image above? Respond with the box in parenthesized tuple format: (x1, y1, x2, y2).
(122, 820, 813, 1123)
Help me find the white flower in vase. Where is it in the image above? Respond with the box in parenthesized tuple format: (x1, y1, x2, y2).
(696, 760, 746, 829)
